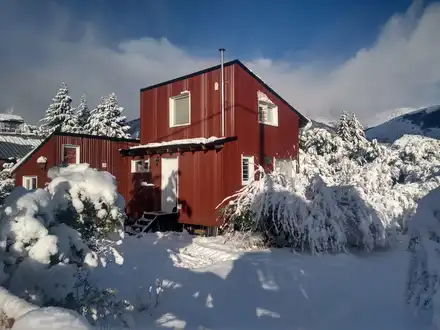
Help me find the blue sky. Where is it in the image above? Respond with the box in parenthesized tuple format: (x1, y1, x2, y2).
(59, 0, 418, 61)
(0, 0, 439, 125)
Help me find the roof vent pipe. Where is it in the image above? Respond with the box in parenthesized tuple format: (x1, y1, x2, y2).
(219, 48, 225, 137)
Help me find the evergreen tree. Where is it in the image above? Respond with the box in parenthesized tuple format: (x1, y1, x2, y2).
(336, 112, 352, 142)
(38, 82, 73, 135)
(336, 111, 367, 145)
(84, 93, 130, 138)
(347, 113, 366, 145)
(76, 94, 90, 133)
(62, 94, 90, 134)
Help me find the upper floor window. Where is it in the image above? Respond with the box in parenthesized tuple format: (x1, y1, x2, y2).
(258, 100, 278, 126)
(169, 92, 191, 127)
(257, 90, 278, 127)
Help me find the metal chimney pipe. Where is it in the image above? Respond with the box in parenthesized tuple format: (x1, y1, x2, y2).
(219, 48, 225, 137)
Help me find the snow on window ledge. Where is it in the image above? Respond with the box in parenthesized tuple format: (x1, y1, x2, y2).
(130, 136, 224, 150)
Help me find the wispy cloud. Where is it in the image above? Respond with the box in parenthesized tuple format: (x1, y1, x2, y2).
(0, 1, 439, 126)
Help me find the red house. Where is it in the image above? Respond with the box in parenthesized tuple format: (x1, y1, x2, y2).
(9, 131, 140, 208)
(120, 58, 309, 233)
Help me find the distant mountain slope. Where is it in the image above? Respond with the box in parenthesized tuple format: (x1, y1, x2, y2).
(127, 118, 140, 139)
(366, 105, 440, 143)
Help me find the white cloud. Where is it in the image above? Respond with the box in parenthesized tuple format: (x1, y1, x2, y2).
(0, 1, 439, 126)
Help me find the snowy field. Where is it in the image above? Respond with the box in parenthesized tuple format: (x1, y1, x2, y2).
(90, 232, 433, 330)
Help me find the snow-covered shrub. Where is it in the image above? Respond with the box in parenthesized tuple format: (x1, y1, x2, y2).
(299, 127, 440, 232)
(218, 168, 392, 253)
(405, 187, 440, 329)
(47, 163, 126, 242)
(0, 286, 92, 330)
(0, 165, 14, 206)
(221, 110, 440, 253)
(0, 164, 128, 327)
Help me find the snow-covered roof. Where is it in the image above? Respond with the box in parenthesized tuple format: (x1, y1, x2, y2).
(0, 134, 44, 161)
(121, 136, 238, 156)
(0, 113, 24, 123)
(129, 136, 225, 150)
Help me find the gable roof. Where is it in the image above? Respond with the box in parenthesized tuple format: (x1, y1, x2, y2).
(9, 131, 140, 174)
(0, 133, 44, 161)
(140, 59, 309, 128)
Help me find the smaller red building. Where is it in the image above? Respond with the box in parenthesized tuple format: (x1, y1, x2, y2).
(9, 131, 141, 210)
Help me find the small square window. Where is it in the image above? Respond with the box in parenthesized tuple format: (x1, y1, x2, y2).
(62, 144, 80, 165)
(131, 159, 150, 173)
(169, 92, 191, 127)
(241, 155, 255, 185)
(258, 100, 278, 126)
(23, 176, 37, 190)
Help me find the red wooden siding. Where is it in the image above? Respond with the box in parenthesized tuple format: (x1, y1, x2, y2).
(140, 64, 236, 143)
(234, 64, 300, 170)
(13, 134, 141, 215)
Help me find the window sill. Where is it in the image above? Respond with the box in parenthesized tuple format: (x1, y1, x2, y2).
(169, 123, 191, 128)
(258, 121, 278, 127)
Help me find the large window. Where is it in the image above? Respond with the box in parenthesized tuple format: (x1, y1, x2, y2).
(169, 92, 191, 127)
(62, 144, 80, 165)
(23, 176, 37, 190)
(241, 155, 255, 185)
(258, 100, 278, 126)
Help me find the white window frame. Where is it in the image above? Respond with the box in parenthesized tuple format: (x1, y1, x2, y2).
(169, 91, 191, 128)
(62, 144, 80, 164)
(241, 155, 255, 186)
(131, 159, 150, 173)
(23, 175, 37, 190)
(258, 100, 279, 127)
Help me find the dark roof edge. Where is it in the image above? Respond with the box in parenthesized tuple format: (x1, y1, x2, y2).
(53, 131, 140, 143)
(140, 59, 240, 93)
(10, 132, 140, 174)
(139, 59, 309, 128)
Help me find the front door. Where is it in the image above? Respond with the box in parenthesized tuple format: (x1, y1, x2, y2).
(161, 157, 179, 212)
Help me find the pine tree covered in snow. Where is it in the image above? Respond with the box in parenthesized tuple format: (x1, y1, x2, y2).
(347, 112, 366, 144)
(336, 112, 352, 142)
(38, 82, 74, 135)
(76, 95, 90, 133)
(84, 93, 130, 138)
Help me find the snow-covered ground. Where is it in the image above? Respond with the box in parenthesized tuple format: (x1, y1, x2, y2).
(90, 232, 432, 330)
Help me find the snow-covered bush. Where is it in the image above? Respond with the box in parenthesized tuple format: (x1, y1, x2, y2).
(218, 168, 392, 253)
(0, 165, 14, 206)
(0, 286, 92, 330)
(0, 164, 128, 326)
(47, 164, 125, 242)
(221, 111, 440, 253)
(405, 187, 440, 329)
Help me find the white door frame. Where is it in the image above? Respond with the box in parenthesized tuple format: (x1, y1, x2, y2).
(161, 156, 179, 212)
